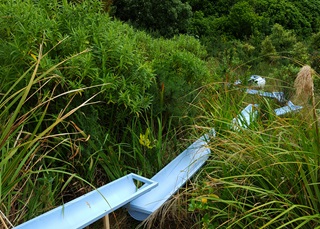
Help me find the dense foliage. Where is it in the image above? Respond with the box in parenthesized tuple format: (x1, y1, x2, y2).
(0, 0, 211, 226)
(110, 0, 320, 73)
(111, 0, 320, 39)
(112, 0, 193, 37)
(188, 0, 320, 37)
(1, 0, 320, 228)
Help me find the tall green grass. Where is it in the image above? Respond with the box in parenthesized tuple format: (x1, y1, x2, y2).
(189, 82, 320, 228)
(0, 41, 101, 227)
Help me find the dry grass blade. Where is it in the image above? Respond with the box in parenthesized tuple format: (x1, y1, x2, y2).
(0, 210, 13, 229)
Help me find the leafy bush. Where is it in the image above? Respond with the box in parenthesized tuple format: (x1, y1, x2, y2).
(226, 1, 262, 39)
(310, 32, 320, 72)
(260, 36, 277, 60)
(187, 0, 320, 42)
(112, 0, 193, 37)
(268, 24, 297, 52)
(151, 50, 210, 119)
(255, 0, 312, 36)
(1, 0, 213, 187)
(258, 24, 310, 67)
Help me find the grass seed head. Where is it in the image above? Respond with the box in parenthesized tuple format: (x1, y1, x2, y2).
(293, 65, 314, 105)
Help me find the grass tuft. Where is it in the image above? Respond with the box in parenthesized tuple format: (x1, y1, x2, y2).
(293, 65, 314, 105)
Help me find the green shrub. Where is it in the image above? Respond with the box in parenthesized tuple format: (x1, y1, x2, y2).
(261, 36, 277, 61)
(310, 32, 320, 73)
(112, 0, 193, 38)
(227, 1, 262, 39)
(258, 24, 310, 66)
(269, 24, 297, 52)
(151, 50, 210, 120)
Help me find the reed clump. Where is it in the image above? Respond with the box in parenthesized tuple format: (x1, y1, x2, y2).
(293, 65, 314, 105)
(292, 65, 319, 139)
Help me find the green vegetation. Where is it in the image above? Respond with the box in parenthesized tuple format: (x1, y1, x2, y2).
(1, 0, 320, 228)
(112, 0, 192, 37)
(188, 78, 320, 228)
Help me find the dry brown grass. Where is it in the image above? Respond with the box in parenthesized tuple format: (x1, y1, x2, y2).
(292, 65, 320, 142)
(0, 210, 13, 229)
(135, 187, 198, 229)
(293, 65, 314, 105)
